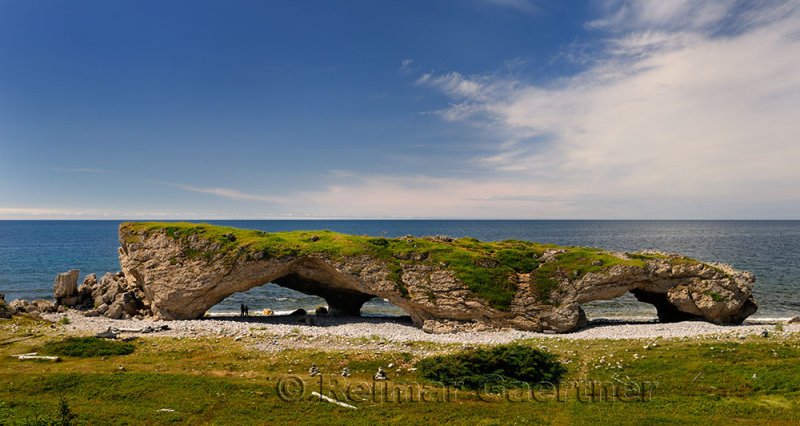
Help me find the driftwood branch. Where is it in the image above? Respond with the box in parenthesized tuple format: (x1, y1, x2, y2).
(311, 392, 358, 409)
(14, 352, 61, 362)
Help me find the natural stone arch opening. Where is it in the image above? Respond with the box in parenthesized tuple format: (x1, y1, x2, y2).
(207, 283, 326, 315)
(270, 272, 375, 316)
(360, 297, 408, 317)
(207, 280, 408, 317)
(164, 256, 413, 321)
(579, 291, 658, 320)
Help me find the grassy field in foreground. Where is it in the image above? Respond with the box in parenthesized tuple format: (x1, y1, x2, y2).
(1, 317, 799, 425)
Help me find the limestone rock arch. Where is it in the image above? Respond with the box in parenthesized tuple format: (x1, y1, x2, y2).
(116, 222, 758, 333)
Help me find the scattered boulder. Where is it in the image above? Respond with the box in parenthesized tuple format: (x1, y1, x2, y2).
(9, 299, 57, 315)
(788, 316, 800, 324)
(374, 367, 388, 381)
(53, 269, 79, 298)
(78, 274, 97, 307)
(0, 294, 12, 319)
(95, 273, 123, 305)
(315, 306, 328, 315)
(105, 303, 123, 320)
(262, 309, 274, 316)
(59, 296, 80, 307)
(310, 235, 320, 242)
(116, 292, 140, 316)
(289, 308, 307, 317)
(53, 269, 80, 304)
(35, 300, 54, 313)
(9, 299, 30, 313)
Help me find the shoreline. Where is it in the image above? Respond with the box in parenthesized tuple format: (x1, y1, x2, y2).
(41, 311, 800, 347)
(200, 310, 798, 322)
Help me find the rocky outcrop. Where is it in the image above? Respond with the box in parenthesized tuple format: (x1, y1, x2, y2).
(111, 222, 758, 333)
(53, 269, 80, 306)
(8, 299, 58, 315)
(41, 268, 147, 320)
(0, 294, 13, 319)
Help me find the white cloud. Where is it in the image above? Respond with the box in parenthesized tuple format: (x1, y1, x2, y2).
(167, 183, 289, 204)
(293, 173, 571, 218)
(588, 0, 737, 32)
(26, 1, 797, 220)
(425, 72, 486, 99)
(407, 0, 800, 217)
(147, 1, 800, 219)
(0, 207, 84, 216)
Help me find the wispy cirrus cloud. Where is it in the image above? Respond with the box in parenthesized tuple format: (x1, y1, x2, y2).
(400, 58, 415, 72)
(407, 0, 800, 217)
(165, 183, 289, 204)
(0, 207, 82, 215)
(51, 167, 107, 173)
(144, 1, 800, 219)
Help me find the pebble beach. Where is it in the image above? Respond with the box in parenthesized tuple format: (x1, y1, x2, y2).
(41, 311, 800, 349)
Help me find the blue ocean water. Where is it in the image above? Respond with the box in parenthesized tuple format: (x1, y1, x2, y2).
(1, 220, 798, 318)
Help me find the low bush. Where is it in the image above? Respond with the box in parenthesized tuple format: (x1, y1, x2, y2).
(415, 343, 566, 390)
(42, 337, 135, 358)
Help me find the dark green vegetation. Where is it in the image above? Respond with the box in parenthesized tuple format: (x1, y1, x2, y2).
(42, 337, 135, 358)
(2, 316, 800, 425)
(415, 344, 567, 390)
(123, 222, 707, 310)
(0, 396, 76, 426)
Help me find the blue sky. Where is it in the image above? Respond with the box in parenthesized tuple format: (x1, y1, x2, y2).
(2, 0, 799, 219)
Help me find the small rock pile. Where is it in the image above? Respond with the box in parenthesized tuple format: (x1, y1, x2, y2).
(76, 271, 148, 319)
(7, 269, 149, 320)
(7, 298, 59, 315)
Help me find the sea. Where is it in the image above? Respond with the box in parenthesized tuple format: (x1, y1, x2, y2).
(1, 220, 798, 319)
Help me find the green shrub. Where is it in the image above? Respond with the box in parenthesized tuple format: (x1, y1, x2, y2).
(42, 337, 135, 358)
(0, 401, 12, 423)
(415, 343, 566, 390)
(1, 396, 77, 426)
(59, 317, 70, 325)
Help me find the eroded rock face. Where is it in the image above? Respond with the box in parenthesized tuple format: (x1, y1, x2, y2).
(114, 223, 758, 333)
(0, 294, 12, 319)
(53, 269, 79, 302)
